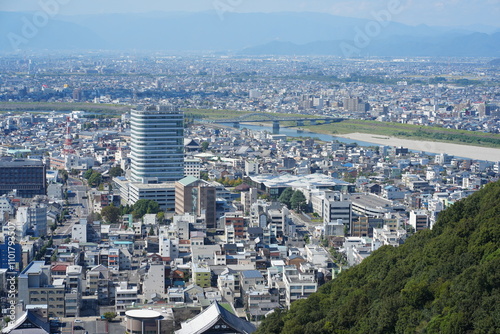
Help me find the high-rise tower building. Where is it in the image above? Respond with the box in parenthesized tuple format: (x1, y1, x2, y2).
(130, 105, 184, 183)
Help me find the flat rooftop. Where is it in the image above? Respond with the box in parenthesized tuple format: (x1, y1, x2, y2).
(350, 193, 393, 209)
(250, 173, 350, 188)
(20, 261, 46, 276)
(0, 157, 43, 167)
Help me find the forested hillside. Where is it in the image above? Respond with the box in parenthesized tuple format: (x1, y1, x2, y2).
(257, 181, 500, 334)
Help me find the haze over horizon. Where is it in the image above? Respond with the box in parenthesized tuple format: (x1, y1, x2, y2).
(1, 0, 499, 29)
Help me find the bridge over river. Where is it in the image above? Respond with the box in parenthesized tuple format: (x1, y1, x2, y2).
(207, 113, 344, 132)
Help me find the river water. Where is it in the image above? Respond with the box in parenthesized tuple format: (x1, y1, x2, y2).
(220, 123, 484, 160)
(221, 123, 391, 148)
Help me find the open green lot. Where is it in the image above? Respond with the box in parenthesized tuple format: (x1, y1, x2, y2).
(300, 119, 500, 149)
(184, 108, 318, 121)
(0, 102, 132, 114)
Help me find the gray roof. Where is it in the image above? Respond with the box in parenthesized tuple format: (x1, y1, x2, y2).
(0, 157, 43, 167)
(175, 301, 256, 334)
(1, 310, 50, 334)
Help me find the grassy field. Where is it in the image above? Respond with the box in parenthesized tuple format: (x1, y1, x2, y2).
(299, 119, 500, 148)
(184, 108, 318, 121)
(0, 102, 133, 114)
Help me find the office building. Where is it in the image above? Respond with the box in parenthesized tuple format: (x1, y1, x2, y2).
(130, 105, 184, 183)
(409, 210, 429, 231)
(175, 176, 216, 229)
(0, 158, 46, 198)
(17, 261, 66, 318)
(184, 158, 201, 178)
(115, 282, 139, 316)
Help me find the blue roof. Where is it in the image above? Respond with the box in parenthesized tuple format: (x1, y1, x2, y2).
(241, 270, 263, 279)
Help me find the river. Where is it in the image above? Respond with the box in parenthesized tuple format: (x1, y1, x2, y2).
(220, 122, 500, 162)
(221, 123, 378, 147)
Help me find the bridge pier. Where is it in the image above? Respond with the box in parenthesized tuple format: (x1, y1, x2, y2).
(272, 121, 280, 134)
(296, 120, 304, 127)
(324, 119, 331, 124)
(232, 122, 240, 129)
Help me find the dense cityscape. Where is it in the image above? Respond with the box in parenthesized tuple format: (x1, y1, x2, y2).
(0, 51, 500, 333)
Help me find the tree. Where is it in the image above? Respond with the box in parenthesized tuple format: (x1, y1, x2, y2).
(259, 193, 270, 201)
(59, 169, 68, 184)
(109, 166, 124, 177)
(291, 190, 307, 212)
(88, 171, 102, 187)
(50, 250, 58, 262)
(156, 211, 165, 224)
(83, 169, 94, 179)
(149, 226, 155, 236)
(87, 211, 102, 224)
(201, 141, 210, 152)
(132, 199, 160, 219)
(278, 187, 294, 208)
(101, 205, 121, 224)
(102, 312, 117, 322)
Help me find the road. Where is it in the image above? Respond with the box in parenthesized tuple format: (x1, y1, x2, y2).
(59, 317, 110, 334)
(52, 177, 90, 244)
(68, 177, 90, 217)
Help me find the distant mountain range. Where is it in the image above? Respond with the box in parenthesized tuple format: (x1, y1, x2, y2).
(0, 11, 499, 57)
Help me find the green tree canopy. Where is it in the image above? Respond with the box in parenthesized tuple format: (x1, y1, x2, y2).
(102, 312, 117, 322)
(58, 169, 68, 184)
(87, 171, 102, 187)
(109, 166, 124, 177)
(156, 211, 165, 224)
(132, 199, 160, 219)
(291, 190, 307, 212)
(256, 181, 500, 334)
(101, 205, 121, 224)
(83, 169, 94, 179)
(278, 187, 294, 208)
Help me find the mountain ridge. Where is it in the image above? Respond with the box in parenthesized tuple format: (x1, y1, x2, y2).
(0, 11, 499, 56)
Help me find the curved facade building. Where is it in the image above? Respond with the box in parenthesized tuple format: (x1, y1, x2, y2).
(130, 105, 184, 183)
(125, 309, 163, 334)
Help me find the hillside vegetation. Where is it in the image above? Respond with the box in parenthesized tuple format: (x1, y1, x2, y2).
(257, 181, 500, 334)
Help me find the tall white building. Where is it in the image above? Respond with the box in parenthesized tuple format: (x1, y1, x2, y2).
(130, 105, 184, 183)
(184, 158, 202, 178)
(72, 219, 87, 243)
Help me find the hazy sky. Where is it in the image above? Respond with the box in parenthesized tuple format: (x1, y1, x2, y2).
(1, 0, 499, 28)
